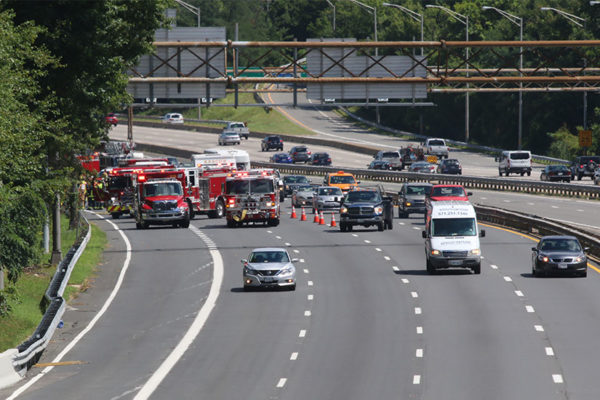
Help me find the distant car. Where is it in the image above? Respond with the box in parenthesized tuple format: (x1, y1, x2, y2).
(312, 186, 343, 213)
(105, 113, 118, 126)
(242, 248, 297, 290)
(531, 236, 588, 277)
(218, 131, 241, 146)
(323, 171, 359, 193)
(161, 113, 184, 124)
(570, 155, 600, 180)
(424, 138, 449, 159)
(291, 184, 315, 208)
(437, 158, 462, 175)
(540, 165, 571, 182)
(428, 184, 471, 202)
(339, 187, 393, 232)
(270, 152, 293, 164)
(397, 182, 432, 218)
(594, 168, 600, 185)
(289, 145, 311, 163)
(310, 152, 332, 166)
(166, 157, 180, 168)
(368, 160, 393, 170)
(408, 161, 436, 173)
(282, 175, 311, 196)
(261, 135, 284, 151)
(373, 150, 402, 170)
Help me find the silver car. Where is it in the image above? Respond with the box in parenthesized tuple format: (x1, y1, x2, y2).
(242, 248, 297, 290)
(291, 184, 314, 207)
(218, 131, 241, 145)
(312, 186, 343, 213)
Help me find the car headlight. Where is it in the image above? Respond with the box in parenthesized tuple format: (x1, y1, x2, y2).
(468, 249, 481, 256)
(574, 256, 585, 263)
(278, 267, 294, 276)
(405, 201, 412, 207)
(340, 206, 348, 213)
(430, 249, 441, 256)
(244, 267, 257, 275)
(374, 206, 383, 214)
(538, 255, 549, 262)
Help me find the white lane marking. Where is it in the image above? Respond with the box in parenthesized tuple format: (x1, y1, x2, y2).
(303, 269, 309, 274)
(552, 374, 564, 384)
(413, 375, 421, 385)
(308, 294, 314, 300)
(392, 266, 400, 272)
(300, 258, 305, 263)
(304, 310, 311, 316)
(293, 249, 300, 254)
(352, 234, 358, 237)
(416, 349, 423, 358)
(308, 281, 314, 286)
(416, 326, 423, 334)
(545, 347, 555, 356)
(401, 278, 409, 283)
(412, 227, 420, 230)
(504, 276, 512, 282)
(415, 307, 422, 315)
(134, 225, 224, 400)
(503, 200, 511, 203)
(528, 202, 535, 206)
(399, 222, 405, 225)
(299, 330, 307, 337)
(411, 292, 419, 298)
(267, 230, 273, 233)
(525, 305, 535, 313)
(364, 240, 371, 244)
(551, 205, 559, 209)
(481, 197, 488, 200)
(515, 290, 524, 297)
(290, 352, 299, 361)
(375, 248, 382, 252)
(384, 256, 391, 261)
(276, 235, 282, 239)
(277, 378, 287, 388)
(481, 256, 485, 259)
(8, 213, 135, 400)
(490, 264, 498, 269)
(577, 209, 584, 212)
(535, 325, 545, 332)
(285, 242, 291, 246)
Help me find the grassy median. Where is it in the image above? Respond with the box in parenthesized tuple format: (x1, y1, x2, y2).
(0, 215, 106, 351)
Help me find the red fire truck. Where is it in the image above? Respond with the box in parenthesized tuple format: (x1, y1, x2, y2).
(182, 165, 235, 219)
(224, 169, 280, 227)
(132, 169, 190, 229)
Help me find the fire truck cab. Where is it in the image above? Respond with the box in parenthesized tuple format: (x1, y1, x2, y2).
(224, 169, 280, 227)
(132, 169, 190, 229)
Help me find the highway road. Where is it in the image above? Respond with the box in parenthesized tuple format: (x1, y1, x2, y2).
(3, 114, 600, 399)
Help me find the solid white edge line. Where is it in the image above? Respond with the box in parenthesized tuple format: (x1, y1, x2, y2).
(525, 305, 535, 313)
(552, 374, 563, 383)
(276, 378, 287, 388)
(134, 226, 224, 400)
(545, 347, 555, 356)
(8, 213, 133, 400)
(534, 325, 545, 332)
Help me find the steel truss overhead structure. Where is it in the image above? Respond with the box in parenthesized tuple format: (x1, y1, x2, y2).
(127, 40, 600, 106)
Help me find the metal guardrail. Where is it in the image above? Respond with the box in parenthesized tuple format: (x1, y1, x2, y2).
(11, 212, 91, 375)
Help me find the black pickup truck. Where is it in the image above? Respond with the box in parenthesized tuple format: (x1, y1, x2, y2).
(339, 186, 393, 232)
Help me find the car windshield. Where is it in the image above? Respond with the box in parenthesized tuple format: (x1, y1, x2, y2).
(406, 185, 430, 195)
(108, 176, 129, 191)
(429, 140, 445, 146)
(548, 165, 567, 171)
(230, 123, 244, 128)
(250, 179, 274, 194)
(346, 191, 381, 202)
(284, 176, 309, 184)
(413, 162, 430, 168)
(431, 218, 476, 237)
(431, 186, 466, 197)
(381, 152, 399, 158)
(226, 180, 249, 194)
(318, 187, 342, 196)
(330, 175, 356, 184)
(249, 251, 290, 263)
(267, 137, 280, 142)
(510, 152, 530, 160)
(540, 239, 582, 252)
(444, 159, 459, 165)
(225, 132, 238, 137)
(293, 147, 308, 153)
(143, 182, 183, 197)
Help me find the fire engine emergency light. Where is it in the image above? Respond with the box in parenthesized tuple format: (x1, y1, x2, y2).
(138, 175, 146, 182)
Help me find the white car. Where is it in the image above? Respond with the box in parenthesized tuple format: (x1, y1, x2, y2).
(242, 248, 297, 290)
(161, 113, 184, 124)
(218, 131, 241, 146)
(424, 138, 449, 159)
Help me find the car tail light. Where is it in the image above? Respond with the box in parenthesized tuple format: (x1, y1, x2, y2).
(580, 164, 584, 168)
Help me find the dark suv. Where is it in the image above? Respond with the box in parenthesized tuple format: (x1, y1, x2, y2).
(437, 158, 462, 175)
(339, 187, 393, 232)
(570, 156, 600, 180)
(289, 145, 311, 163)
(261, 135, 283, 151)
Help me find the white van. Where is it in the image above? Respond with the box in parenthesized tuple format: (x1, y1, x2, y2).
(203, 148, 250, 171)
(497, 150, 531, 176)
(424, 138, 449, 159)
(422, 201, 485, 274)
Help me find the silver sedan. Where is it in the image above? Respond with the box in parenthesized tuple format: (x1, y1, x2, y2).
(312, 186, 343, 213)
(291, 184, 315, 208)
(242, 248, 297, 290)
(218, 131, 241, 145)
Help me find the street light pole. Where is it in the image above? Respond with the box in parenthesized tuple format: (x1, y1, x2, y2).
(174, 0, 200, 27)
(482, 6, 524, 149)
(382, 2, 424, 56)
(541, 7, 587, 130)
(326, 0, 336, 32)
(426, 4, 470, 143)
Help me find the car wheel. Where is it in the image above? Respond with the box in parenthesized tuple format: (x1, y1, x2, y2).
(377, 222, 384, 231)
(580, 270, 587, 278)
(578, 174, 583, 180)
(288, 284, 296, 291)
(347, 224, 353, 232)
(498, 170, 503, 177)
(527, 171, 531, 176)
(386, 219, 393, 230)
(111, 212, 121, 219)
(340, 223, 347, 232)
(398, 210, 407, 219)
(472, 263, 481, 275)
(426, 258, 435, 274)
(226, 219, 236, 228)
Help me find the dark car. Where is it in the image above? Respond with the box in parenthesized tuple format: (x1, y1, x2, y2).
(339, 187, 393, 232)
(310, 152, 332, 166)
(282, 175, 311, 197)
(261, 135, 284, 151)
(570, 156, 600, 180)
(270, 153, 293, 164)
(398, 182, 432, 218)
(289, 145, 311, 163)
(437, 158, 462, 175)
(531, 236, 588, 277)
(368, 160, 393, 170)
(540, 165, 571, 182)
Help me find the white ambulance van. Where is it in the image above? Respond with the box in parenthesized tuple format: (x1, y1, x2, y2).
(422, 201, 485, 274)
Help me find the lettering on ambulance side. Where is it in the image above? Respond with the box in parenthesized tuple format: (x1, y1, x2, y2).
(435, 209, 470, 217)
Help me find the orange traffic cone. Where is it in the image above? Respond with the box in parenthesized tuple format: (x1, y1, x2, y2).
(313, 209, 320, 223)
(300, 207, 307, 221)
(330, 212, 337, 227)
(319, 211, 325, 225)
(291, 205, 297, 219)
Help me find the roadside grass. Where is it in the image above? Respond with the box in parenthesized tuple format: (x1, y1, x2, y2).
(135, 89, 316, 136)
(0, 215, 106, 351)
